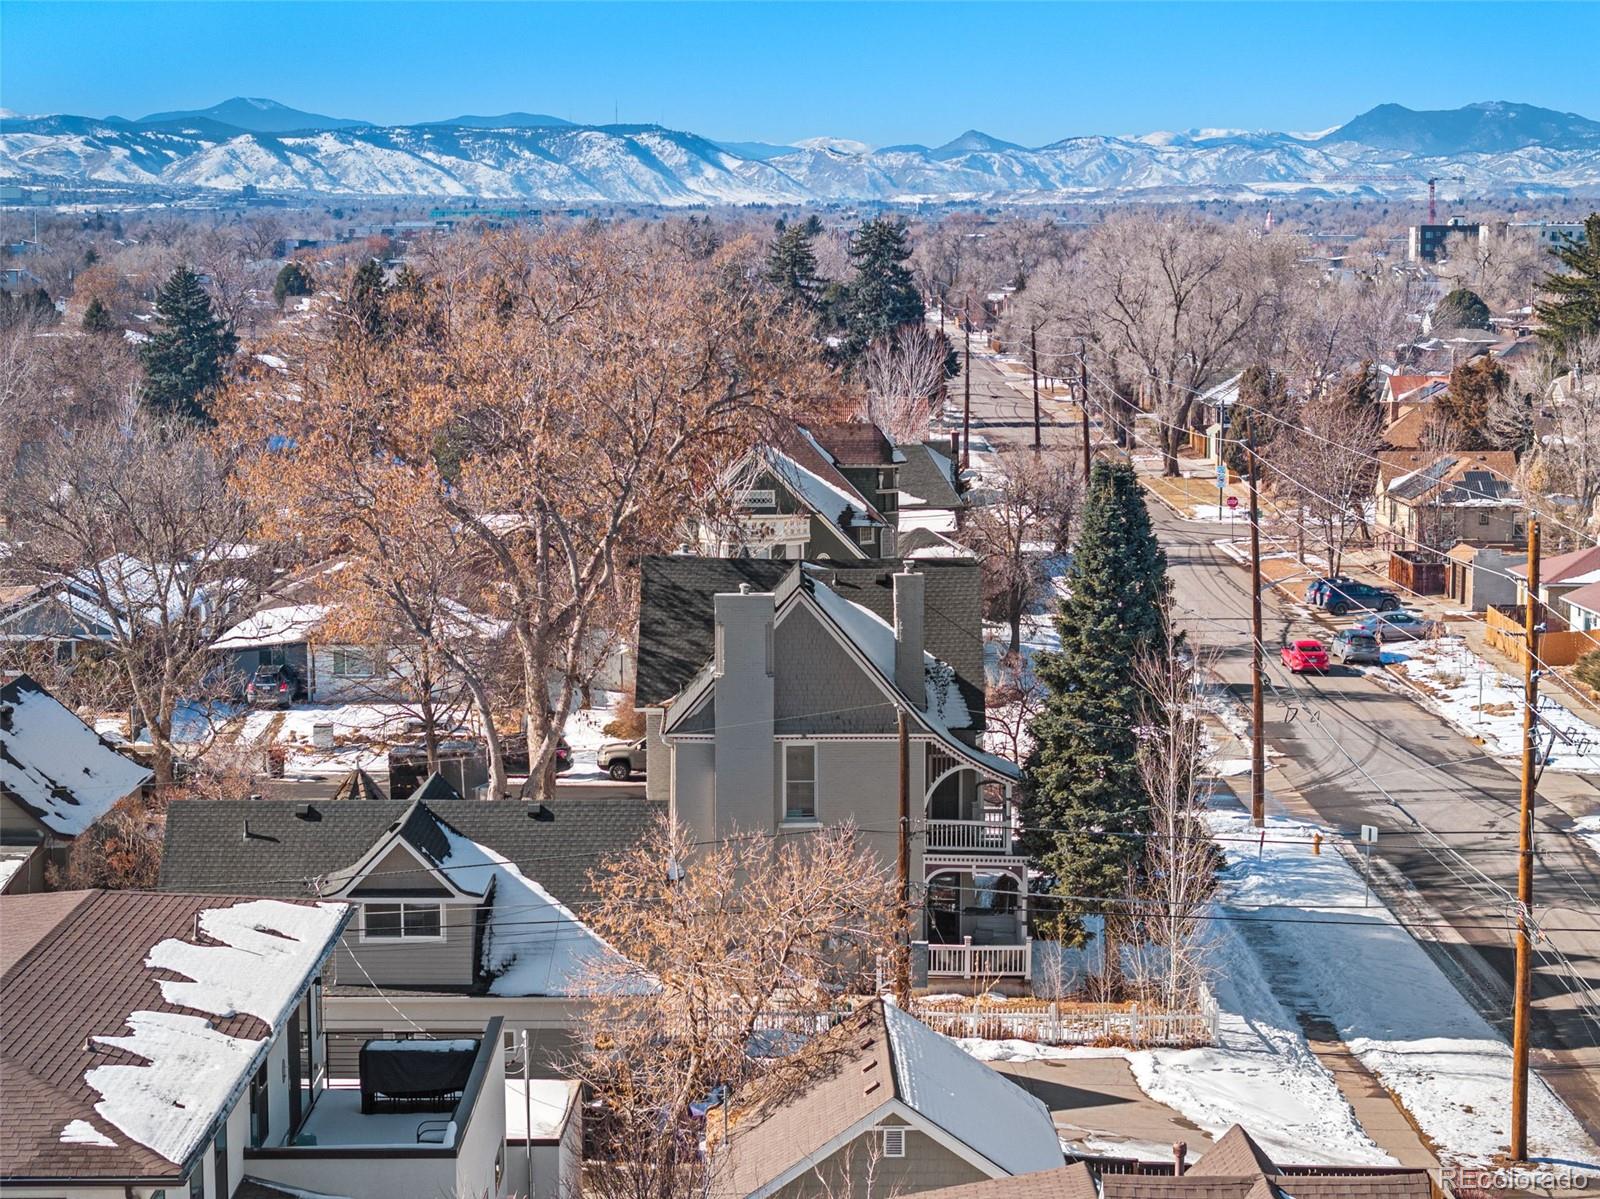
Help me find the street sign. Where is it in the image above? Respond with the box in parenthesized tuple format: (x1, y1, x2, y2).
(1216, 461, 1226, 487)
(1360, 824, 1379, 844)
(1226, 496, 1240, 510)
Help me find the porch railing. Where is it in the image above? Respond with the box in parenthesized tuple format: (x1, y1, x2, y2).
(924, 816, 1012, 852)
(926, 937, 1032, 980)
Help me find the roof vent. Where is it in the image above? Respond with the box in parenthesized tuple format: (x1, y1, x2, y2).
(295, 803, 321, 822)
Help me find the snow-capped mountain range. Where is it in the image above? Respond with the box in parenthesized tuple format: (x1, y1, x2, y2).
(3, 99, 1597, 205)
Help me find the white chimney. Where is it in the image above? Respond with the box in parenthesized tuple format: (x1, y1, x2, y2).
(893, 568, 925, 706)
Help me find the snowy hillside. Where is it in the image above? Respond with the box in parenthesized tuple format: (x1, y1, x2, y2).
(3, 100, 1598, 203)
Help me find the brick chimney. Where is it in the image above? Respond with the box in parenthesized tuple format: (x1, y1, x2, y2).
(892, 567, 925, 707)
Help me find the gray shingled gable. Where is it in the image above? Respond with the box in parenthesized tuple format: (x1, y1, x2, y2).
(895, 440, 965, 510)
(636, 557, 984, 727)
(160, 795, 663, 910)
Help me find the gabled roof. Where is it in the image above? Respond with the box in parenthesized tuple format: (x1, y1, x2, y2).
(407, 771, 462, 802)
(1511, 542, 1600, 584)
(159, 795, 661, 915)
(896, 440, 966, 511)
(1382, 373, 1450, 404)
(1187, 1125, 1279, 1177)
(0, 675, 152, 837)
(714, 1000, 1060, 1198)
(1383, 452, 1518, 505)
(328, 766, 387, 802)
(319, 798, 474, 897)
(636, 557, 985, 720)
(1379, 406, 1430, 450)
(0, 890, 348, 1185)
(809, 421, 896, 467)
(912, 1163, 1098, 1199)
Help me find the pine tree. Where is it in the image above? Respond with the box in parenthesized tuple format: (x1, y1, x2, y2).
(841, 216, 924, 359)
(81, 296, 117, 334)
(1023, 461, 1169, 942)
(347, 258, 390, 338)
(763, 216, 824, 313)
(273, 260, 315, 308)
(1222, 364, 1286, 478)
(1435, 356, 1508, 450)
(1536, 213, 1600, 352)
(1435, 287, 1491, 331)
(139, 266, 237, 422)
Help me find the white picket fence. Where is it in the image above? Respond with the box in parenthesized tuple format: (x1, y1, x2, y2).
(912, 991, 1219, 1048)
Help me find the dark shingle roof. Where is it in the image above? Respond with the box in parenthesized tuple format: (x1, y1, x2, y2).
(160, 794, 663, 910)
(406, 771, 462, 803)
(896, 440, 965, 510)
(636, 557, 984, 724)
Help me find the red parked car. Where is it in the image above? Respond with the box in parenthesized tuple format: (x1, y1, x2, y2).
(1281, 638, 1329, 675)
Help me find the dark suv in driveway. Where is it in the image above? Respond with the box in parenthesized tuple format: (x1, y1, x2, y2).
(1306, 576, 1401, 617)
(245, 664, 302, 708)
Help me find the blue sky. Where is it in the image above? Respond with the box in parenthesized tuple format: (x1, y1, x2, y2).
(4, 1, 1597, 146)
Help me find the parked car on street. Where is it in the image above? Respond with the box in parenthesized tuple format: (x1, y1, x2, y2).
(245, 664, 301, 709)
(500, 733, 573, 776)
(1281, 638, 1330, 674)
(1330, 630, 1383, 665)
(597, 737, 647, 781)
(1352, 611, 1446, 642)
(1306, 576, 1401, 617)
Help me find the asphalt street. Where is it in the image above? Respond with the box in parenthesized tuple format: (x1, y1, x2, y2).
(955, 338, 1600, 1143)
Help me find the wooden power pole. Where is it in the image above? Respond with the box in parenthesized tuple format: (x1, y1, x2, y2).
(1030, 324, 1042, 451)
(1078, 341, 1091, 479)
(896, 709, 912, 1005)
(961, 311, 972, 470)
(1247, 434, 1265, 828)
(1511, 517, 1541, 1160)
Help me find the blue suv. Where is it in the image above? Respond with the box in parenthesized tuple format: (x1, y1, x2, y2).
(1306, 576, 1401, 617)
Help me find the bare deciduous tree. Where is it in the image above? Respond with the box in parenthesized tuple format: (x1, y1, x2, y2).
(859, 324, 947, 441)
(570, 817, 897, 1199)
(1129, 627, 1217, 1013)
(2, 416, 274, 783)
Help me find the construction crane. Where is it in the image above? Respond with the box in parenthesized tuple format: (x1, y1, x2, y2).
(1305, 173, 1466, 221)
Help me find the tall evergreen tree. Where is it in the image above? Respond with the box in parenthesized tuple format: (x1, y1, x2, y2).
(1536, 213, 1600, 352)
(1221, 364, 1287, 478)
(273, 260, 315, 308)
(1023, 461, 1169, 941)
(81, 296, 117, 334)
(841, 216, 924, 359)
(763, 216, 824, 313)
(1435, 287, 1491, 331)
(139, 267, 237, 422)
(347, 258, 391, 338)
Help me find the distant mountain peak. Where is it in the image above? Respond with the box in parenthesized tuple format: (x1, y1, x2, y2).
(135, 97, 369, 133)
(420, 112, 574, 130)
(1328, 100, 1600, 154)
(934, 129, 1026, 155)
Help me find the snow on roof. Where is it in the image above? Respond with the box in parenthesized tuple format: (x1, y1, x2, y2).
(438, 828, 641, 998)
(0, 675, 153, 835)
(58, 1119, 116, 1147)
(881, 1000, 1062, 1175)
(806, 576, 1019, 782)
(213, 601, 327, 649)
(505, 1079, 579, 1142)
(766, 446, 882, 532)
(87, 899, 347, 1166)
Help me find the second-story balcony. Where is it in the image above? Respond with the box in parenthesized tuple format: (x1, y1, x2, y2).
(923, 812, 1013, 853)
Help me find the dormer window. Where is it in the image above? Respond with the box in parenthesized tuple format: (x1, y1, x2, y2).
(360, 902, 443, 941)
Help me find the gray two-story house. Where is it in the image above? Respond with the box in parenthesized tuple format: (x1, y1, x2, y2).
(701, 421, 895, 561)
(636, 557, 1030, 981)
(160, 793, 660, 1069)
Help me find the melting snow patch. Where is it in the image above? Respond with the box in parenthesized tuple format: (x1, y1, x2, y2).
(59, 1120, 116, 1147)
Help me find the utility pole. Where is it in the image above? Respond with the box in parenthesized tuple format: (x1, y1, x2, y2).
(1511, 517, 1540, 1161)
(1247, 432, 1265, 828)
(961, 310, 972, 470)
(1030, 324, 1042, 451)
(1078, 341, 1091, 479)
(896, 709, 912, 1006)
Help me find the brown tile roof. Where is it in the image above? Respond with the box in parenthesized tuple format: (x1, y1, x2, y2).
(712, 1005, 895, 1199)
(918, 1162, 1099, 1199)
(1188, 1126, 1278, 1177)
(809, 422, 895, 467)
(0, 890, 345, 1186)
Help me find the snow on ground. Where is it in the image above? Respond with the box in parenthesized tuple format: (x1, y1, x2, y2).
(1576, 814, 1600, 860)
(1206, 808, 1598, 1168)
(561, 692, 625, 782)
(1371, 640, 1600, 774)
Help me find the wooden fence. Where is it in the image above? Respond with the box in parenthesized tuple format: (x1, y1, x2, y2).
(911, 993, 1218, 1049)
(1485, 603, 1600, 667)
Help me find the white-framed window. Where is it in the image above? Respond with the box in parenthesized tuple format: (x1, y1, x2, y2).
(880, 1126, 907, 1158)
(330, 647, 382, 678)
(360, 901, 444, 941)
(856, 526, 876, 545)
(783, 743, 817, 822)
